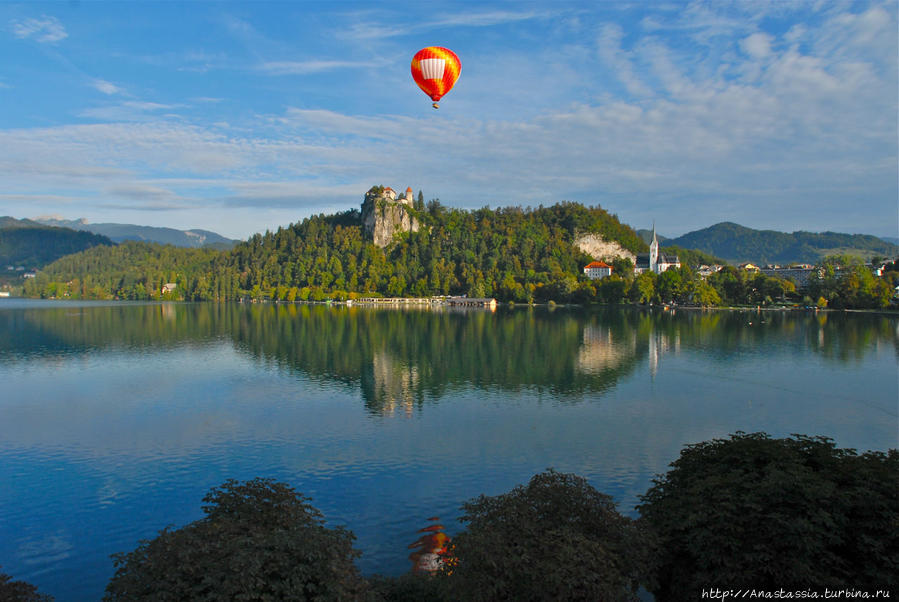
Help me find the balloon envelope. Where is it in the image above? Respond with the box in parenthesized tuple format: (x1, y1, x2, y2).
(411, 47, 460, 103)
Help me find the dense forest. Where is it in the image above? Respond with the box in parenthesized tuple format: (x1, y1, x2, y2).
(21, 198, 897, 309)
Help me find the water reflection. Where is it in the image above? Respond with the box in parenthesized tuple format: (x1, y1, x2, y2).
(232, 305, 647, 412)
(3, 303, 897, 405)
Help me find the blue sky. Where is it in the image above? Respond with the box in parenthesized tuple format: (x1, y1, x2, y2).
(1, 1, 896, 240)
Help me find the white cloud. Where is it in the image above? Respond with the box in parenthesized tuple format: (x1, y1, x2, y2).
(597, 24, 652, 97)
(340, 8, 557, 40)
(741, 32, 773, 59)
(80, 101, 180, 121)
(427, 9, 552, 28)
(11, 15, 68, 43)
(260, 60, 382, 75)
(92, 80, 124, 95)
(104, 183, 179, 201)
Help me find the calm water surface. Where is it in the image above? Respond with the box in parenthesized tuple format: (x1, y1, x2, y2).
(1, 300, 897, 600)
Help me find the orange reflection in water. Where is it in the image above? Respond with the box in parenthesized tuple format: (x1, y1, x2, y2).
(408, 517, 452, 573)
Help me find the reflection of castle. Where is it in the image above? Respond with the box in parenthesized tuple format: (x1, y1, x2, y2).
(362, 350, 421, 417)
(577, 325, 634, 374)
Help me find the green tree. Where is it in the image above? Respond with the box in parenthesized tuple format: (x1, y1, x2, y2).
(0, 568, 53, 601)
(638, 433, 899, 600)
(629, 271, 656, 304)
(446, 470, 651, 601)
(599, 274, 629, 303)
(655, 269, 682, 303)
(104, 478, 366, 601)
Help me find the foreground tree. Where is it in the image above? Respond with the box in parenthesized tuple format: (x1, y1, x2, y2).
(638, 433, 899, 600)
(104, 478, 366, 601)
(0, 568, 53, 601)
(445, 469, 651, 601)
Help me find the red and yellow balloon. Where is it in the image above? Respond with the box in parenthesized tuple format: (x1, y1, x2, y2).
(411, 47, 460, 109)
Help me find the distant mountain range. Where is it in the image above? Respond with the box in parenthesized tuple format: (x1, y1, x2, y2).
(34, 217, 236, 250)
(1, 217, 114, 270)
(654, 222, 897, 265)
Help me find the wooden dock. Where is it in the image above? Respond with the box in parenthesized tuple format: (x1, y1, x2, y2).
(350, 296, 497, 310)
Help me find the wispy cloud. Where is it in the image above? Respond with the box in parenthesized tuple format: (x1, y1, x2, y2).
(11, 15, 68, 43)
(341, 8, 557, 40)
(92, 79, 124, 95)
(260, 59, 383, 75)
(79, 101, 181, 121)
(427, 9, 553, 28)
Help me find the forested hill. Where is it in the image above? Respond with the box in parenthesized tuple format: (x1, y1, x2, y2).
(0, 217, 114, 270)
(665, 222, 898, 264)
(227, 201, 646, 301)
(26, 201, 646, 302)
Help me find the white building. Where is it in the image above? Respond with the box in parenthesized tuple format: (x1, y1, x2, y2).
(583, 261, 613, 280)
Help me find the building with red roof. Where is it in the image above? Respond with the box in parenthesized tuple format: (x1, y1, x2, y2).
(583, 261, 613, 280)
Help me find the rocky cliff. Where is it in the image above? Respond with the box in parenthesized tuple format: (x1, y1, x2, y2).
(574, 232, 635, 263)
(361, 187, 421, 248)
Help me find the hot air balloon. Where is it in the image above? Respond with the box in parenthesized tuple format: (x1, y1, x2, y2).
(411, 47, 460, 109)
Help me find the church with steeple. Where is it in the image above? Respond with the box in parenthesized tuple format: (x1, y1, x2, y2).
(635, 224, 680, 274)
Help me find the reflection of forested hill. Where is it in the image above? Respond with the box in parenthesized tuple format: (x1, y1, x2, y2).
(645, 308, 899, 364)
(230, 305, 648, 414)
(0, 303, 229, 361)
(6, 303, 895, 411)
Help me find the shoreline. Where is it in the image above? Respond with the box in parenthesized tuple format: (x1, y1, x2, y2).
(5, 294, 898, 315)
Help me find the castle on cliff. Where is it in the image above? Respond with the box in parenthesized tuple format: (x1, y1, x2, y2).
(380, 186, 415, 205)
(361, 186, 421, 248)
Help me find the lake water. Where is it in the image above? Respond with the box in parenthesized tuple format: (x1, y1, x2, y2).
(1, 299, 896, 600)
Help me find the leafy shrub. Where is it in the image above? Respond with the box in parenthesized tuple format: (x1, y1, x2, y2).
(104, 478, 366, 601)
(0, 567, 53, 601)
(638, 433, 899, 600)
(445, 469, 651, 601)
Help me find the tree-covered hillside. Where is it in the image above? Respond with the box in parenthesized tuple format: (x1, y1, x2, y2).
(666, 222, 898, 264)
(227, 200, 646, 302)
(0, 217, 114, 270)
(25, 200, 646, 303)
(26, 241, 231, 300)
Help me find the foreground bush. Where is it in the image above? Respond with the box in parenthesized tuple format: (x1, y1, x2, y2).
(445, 469, 651, 601)
(0, 567, 53, 602)
(638, 433, 899, 600)
(104, 478, 366, 601)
